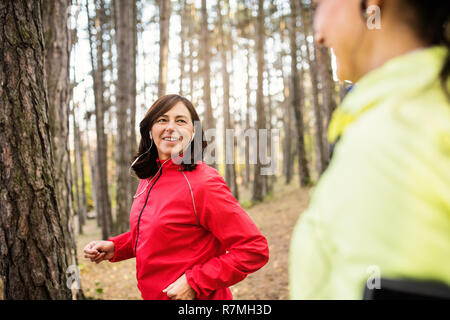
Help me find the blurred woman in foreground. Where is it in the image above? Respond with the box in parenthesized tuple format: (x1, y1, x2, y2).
(290, 0, 450, 299)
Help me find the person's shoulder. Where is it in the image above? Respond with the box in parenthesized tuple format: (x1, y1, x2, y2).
(186, 162, 225, 188)
(193, 161, 221, 177)
(339, 88, 450, 166)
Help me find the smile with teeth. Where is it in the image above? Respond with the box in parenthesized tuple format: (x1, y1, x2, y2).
(163, 136, 181, 142)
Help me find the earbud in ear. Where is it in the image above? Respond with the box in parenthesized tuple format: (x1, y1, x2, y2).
(149, 131, 153, 140)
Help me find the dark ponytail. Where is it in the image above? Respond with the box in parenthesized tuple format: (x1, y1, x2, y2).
(399, 1, 450, 99)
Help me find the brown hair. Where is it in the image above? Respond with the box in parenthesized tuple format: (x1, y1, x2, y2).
(360, 0, 450, 99)
(131, 94, 207, 179)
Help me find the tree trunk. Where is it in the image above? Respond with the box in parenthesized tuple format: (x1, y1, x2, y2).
(72, 106, 86, 235)
(289, 0, 311, 187)
(129, 0, 139, 214)
(86, 0, 113, 239)
(277, 51, 294, 185)
(316, 46, 337, 167)
(43, 0, 84, 299)
(200, 0, 216, 166)
(187, 1, 196, 103)
(179, 0, 187, 96)
(0, 0, 77, 299)
(158, 0, 171, 97)
(301, 5, 326, 176)
(252, 0, 265, 203)
(266, 64, 276, 193)
(217, 0, 238, 198)
(245, 41, 251, 187)
(114, 0, 133, 234)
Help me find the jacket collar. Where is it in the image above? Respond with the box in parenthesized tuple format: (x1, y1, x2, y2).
(328, 46, 448, 144)
(156, 154, 184, 170)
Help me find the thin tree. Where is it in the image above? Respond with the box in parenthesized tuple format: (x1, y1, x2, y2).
(86, 0, 113, 239)
(316, 46, 337, 166)
(300, 3, 326, 176)
(252, 0, 266, 202)
(200, 0, 216, 165)
(158, 0, 171, 97)
(72, 104, 87, 235)
(114, 0, 133, 234)
(129, 0, 139, 212)
(289, 0, 311, 187)
(245, 41, 252, 187)
(179, 0, 188, 95)
(217, 0, 238, 198)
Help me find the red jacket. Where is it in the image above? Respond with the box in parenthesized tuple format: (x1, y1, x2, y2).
(108, 158, 269, 300)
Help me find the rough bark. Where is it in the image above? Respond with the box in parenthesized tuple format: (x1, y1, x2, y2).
(0, 0, 76, 299)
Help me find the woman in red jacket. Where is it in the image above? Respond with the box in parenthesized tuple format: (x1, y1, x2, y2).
(83, 94, 269, 300)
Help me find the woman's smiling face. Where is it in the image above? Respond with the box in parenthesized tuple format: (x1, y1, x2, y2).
(150, 101, 195, 160)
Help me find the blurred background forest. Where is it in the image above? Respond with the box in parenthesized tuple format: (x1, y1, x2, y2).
(69, 0, 347, 238)
(0, 0, 349, 299)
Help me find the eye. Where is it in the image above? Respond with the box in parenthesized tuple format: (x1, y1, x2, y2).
(177, 119, 187, 124)
(157, 118, 167, 123)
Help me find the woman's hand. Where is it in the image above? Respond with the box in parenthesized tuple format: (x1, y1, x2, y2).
(163, 273, 196, 300)
(83, 240, 115, 264)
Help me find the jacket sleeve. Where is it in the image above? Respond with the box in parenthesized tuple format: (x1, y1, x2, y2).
(108, 231, 135, 262)
(185, 172, 269, 297)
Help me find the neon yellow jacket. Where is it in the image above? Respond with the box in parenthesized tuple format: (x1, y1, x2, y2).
(289, 46, 450, 299)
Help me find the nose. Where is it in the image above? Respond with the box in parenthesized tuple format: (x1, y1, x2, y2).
(164, 119, 176, 133)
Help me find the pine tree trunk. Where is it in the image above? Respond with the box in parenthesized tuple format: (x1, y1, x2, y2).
(0, 0, 77, 299)
(129, 0, 139, 214)
(278, 52, 294, 185)
(158, 0, 171, 97)
(86, 0, 113, 239)
(114, 0, 133, 234)
(72, 107, 86, 235)
(252, 0, 265, 203)
(316, 46, 337, 167)
(217, 0, 238, 198)
(245, 42, 251, 187)
(187, 1, 196, 103)
(289, 0, 311, 187)
(301, 5, 326, 176)
(179, 0, 187, 96)
(200, 0, 216, 166)
(266, 64, 275, 194)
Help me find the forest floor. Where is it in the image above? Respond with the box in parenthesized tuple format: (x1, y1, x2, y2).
(0, 179, 311, 300)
